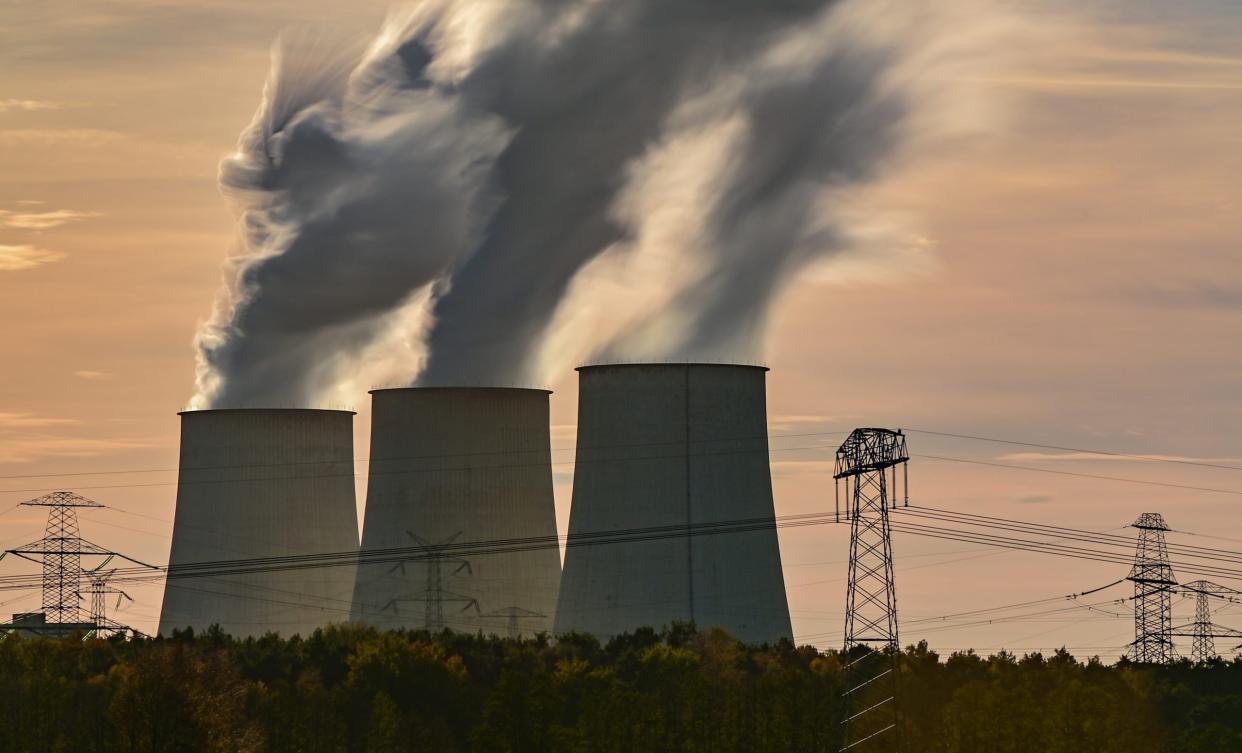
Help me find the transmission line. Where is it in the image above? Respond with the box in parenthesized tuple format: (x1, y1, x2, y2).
(901, 506, 1242, 562)
(2, 505, 1242, 594)
(905, 428, 1242, 473)
(914, 454, 1242, 497)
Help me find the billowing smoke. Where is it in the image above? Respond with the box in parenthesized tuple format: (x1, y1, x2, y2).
(195, 0, 1024, 403)
(193, 27, 509, 407)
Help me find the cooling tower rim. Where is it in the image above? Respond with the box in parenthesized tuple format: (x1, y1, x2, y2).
(177, 408, 357, 416)
(369, 386, 552, 396)
(576, 362, 769, 373)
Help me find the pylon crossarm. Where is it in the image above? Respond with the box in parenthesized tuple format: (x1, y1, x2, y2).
(1181, 581, 1242, 599)
(484, 606, 544, 618)
(1173, 625, 1242, 639)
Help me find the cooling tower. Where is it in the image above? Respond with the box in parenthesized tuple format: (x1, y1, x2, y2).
(554, 363, 793, 644)
(158, 409, 359, 638)
(351, 388, 561, 636)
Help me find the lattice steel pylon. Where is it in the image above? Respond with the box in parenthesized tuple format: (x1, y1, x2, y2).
(381, 531, 479, 631)
(1126, 513, 1178, 663)
(835, 428, 908, 752)
(1172, 581, 1242, 664)
(4, 492, 110, 623)
(482, 606, 546, 639)
(80, 568, 134, 638)
(1189, 583, 1214, 663)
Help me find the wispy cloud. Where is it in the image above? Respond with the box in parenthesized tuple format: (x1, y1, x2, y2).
(1137, 280, 1242, 311)
(770, 414, 839, 424)
(0, 412, 81, 429)
(0, 244, 66, 271)
(974, 75, 1242, 92)
(1017, 494, 1053, 504)
(0, 99, 59, 113)
(0, 435, 160, 464)
(0, 209, 102, 230)
(1080, 47, 1242, 68)
(770, 459, 836, 476)
(73, 370, 111, 381)
(768, 414, 846, 435)
(0, 412, 161, 464)
(0, 129, 122, 147)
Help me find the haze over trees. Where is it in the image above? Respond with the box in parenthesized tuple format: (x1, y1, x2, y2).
(0, 624, 1237, 752)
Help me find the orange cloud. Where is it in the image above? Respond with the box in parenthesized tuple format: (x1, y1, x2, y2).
(0, 209, 102, 230)
(0, 99, 59, 112)
(0, 244, 66, 271)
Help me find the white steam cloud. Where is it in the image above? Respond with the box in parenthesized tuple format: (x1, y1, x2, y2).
(194, 0, 1031, 406)
(193, 27, 509, 407)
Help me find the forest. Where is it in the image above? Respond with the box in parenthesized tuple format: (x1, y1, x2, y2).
(1, 623, 1238, 753)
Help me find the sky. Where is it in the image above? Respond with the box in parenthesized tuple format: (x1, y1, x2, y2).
(1, 0, 1240, 657)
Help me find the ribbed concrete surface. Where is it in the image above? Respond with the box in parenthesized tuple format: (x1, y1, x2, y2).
(351, 388, 561, 636)
(554, 364, 793, 644)
(158, 409, 359, 638)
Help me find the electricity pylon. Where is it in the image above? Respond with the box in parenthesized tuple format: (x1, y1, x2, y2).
(79, 567, 135, 638)
(1126, 513, 1177, 663)
(1172, 581, 1242, 663)
(1, 492, 152, 625)
(835, 428, 908, 752)
(382, 531, 479, 631)
(482, 606, 546, 639)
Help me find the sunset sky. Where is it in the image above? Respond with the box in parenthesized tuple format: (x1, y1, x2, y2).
(2, 0, 1241, 656)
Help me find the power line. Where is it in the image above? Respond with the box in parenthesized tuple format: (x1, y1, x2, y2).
(796, 605, 1134, 644)
(904, 506, 1242, 562)
(1, 504, 1241, 594)
(2, 521, 1242, 646)
(914, 454, 1242, 497)
(5, 496, 1242, 646)
(906, 428, 1242, 473)
(892, 511, 1242, 573)
(886, 519, 1242, 582)
(914, 601, 1132, 636)
(903, 579, 1126, 625)
(898, 507, 1242, 567)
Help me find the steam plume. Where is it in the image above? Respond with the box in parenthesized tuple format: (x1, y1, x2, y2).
(195, 0, 1025, 403)
(193, 29, 508, 407)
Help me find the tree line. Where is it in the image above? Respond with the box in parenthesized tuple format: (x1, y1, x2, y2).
(0, 623, 1238, 752)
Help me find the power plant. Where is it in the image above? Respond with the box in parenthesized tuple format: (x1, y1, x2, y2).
(554, 363, 793, 644)
(155, 371, 793, 642)
(351, 388, 562, 636)
(5, 360, 1234, 693)
(158, 409, 360, 638)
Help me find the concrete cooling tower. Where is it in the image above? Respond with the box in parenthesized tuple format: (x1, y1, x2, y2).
(351, 388, 562, 637)
(158, 409, 360, 638)
(554, 363, 793, 644)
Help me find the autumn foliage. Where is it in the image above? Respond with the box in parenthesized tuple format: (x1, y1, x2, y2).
(0, 624, 1238, 752)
